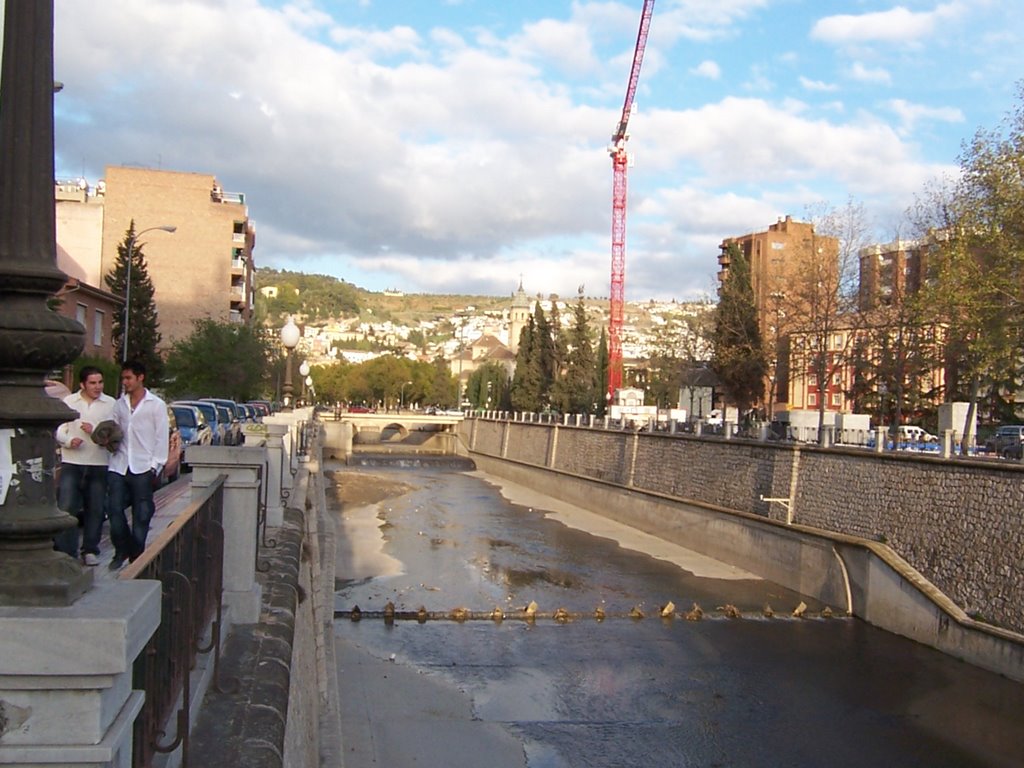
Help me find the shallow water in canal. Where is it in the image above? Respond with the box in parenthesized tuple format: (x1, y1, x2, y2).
(331, 463, 1024, 768)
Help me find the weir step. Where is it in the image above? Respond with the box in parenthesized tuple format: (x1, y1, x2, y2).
(334, 604, 847, 623)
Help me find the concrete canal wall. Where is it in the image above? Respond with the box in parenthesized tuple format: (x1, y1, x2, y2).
(461, 418, 1024, 682)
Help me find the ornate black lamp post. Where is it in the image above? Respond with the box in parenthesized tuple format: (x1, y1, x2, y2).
(0, 0, 92, 605)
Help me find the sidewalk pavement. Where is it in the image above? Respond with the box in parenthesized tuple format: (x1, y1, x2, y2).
(86, 475, 193, 581)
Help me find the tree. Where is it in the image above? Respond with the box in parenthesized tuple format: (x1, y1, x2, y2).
(914, 86, 1024, 444)
(849, 247, 942, 432)
(466, 362, 511, 409)
(646, 304, 714, 410)
(595, 326, 609, 416)
(511, 315, 544, 411)
(105, 222, 163, 381)
(533, 303, 557, 402)
(712, 242, 767, 417)
(428, 356, 458, 407)
(551, 295, 598, 414)
(163, 319, 273, 401)
(790, 199, 871, 441)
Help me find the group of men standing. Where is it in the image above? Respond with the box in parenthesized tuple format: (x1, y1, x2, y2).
(54, 360, 169, 570)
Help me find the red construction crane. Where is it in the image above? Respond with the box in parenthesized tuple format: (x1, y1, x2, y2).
(607, 0, 654, 398)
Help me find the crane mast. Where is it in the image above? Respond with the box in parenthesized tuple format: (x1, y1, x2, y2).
(607, 0, 654, 398)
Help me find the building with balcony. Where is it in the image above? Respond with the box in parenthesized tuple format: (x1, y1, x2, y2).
(858, 239, 929, 310)
(717, 216, 839, 413)
(98, 166, 256, 350)
(718, 216, 839, 338)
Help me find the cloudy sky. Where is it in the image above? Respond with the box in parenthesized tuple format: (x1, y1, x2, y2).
(50, 0, 1022, 300)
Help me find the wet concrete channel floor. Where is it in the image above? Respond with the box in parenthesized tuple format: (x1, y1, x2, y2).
(328, 462, 1024, 768)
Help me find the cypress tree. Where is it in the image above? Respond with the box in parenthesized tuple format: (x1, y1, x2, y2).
(105, 221, 164, 382)
(712, 242, 766, 415)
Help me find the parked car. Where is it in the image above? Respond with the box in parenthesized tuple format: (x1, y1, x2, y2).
(175, 400, 226, 446)
(201, 398, 243, 445)
(248, 400, 273, 417)
(170, 403, 213, 470)
(985, 425, 1024, 456)
(1002, 440, 1024, 460)
(158, 406, 183, 486)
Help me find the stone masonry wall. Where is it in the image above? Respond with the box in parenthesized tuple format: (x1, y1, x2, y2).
(631, 433, 794, 518)
(503, 422, 551, 464)
(794, 449, 1024, 629)
(550, 427, 631, 485)
(471, 419, 505, 456)
(464, 419, 1024, 634)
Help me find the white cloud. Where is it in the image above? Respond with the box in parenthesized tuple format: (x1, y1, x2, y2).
(743, 64, 774, 93)
(507, 18, 600, 76)
(848, 61, 892, 85)
(692, 60, 721, 79)
(48, 0, 979, 302)
(799, 76, 838, 92)
(885, 98, 965, 135)
(811, 3, 966, 45)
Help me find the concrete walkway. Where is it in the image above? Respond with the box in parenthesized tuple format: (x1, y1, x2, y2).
(85, 475, 194, 581)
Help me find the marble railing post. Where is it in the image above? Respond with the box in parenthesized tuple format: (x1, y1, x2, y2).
(0, 581, 160, 767)
(264, 423, 288, 527)
(875, 427, 887, 453)
(186, 446, 266, 624)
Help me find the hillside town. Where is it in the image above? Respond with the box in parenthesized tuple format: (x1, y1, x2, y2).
(259, 276, 714, 398)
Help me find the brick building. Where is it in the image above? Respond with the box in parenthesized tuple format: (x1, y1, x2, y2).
(857, 239, 929, 311)
(717, 215, 839, 413)
(98, 166, 256, 350)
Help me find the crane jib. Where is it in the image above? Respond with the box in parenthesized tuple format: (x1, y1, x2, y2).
(613, 0, 655, 143)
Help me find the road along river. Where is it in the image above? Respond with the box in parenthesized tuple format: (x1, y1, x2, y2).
(328, 462, 1024, 768)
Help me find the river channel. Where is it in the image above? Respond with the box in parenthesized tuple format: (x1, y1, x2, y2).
(329, 462, 1024, 768)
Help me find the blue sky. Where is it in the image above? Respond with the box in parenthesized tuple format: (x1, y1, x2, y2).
(48, 0, 1023, 300)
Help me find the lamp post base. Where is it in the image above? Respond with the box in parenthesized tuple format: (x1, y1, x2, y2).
(0, 540, 92, 606)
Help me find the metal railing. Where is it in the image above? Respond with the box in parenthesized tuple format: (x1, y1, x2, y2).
(121, 475, 230, 768)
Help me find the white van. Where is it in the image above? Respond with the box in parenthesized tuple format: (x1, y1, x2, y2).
(897, 425, 937, 443)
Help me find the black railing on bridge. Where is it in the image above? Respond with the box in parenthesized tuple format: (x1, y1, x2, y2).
(121, 474, 229, 768)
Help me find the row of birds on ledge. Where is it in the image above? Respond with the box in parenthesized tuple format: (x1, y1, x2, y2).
(337, 600, 840, 623)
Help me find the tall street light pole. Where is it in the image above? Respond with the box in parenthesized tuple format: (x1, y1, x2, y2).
(122, 224, 176, 363)
(298, 360, 310, 405)
(280, 315, 300, 411)
(400, 380, 412, 410)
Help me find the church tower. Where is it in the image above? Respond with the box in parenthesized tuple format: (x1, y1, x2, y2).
(509, 278, 531, 353)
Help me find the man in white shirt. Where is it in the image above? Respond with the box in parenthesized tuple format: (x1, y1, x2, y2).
(54, 366, 116, 565)
(107, 359, 168, 570)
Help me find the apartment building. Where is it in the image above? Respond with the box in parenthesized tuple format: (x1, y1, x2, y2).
(858, 239, 929, 310)
(99, 166, 256, 349)
(717, 215, 839, 412)
(718, 215, 839, 337)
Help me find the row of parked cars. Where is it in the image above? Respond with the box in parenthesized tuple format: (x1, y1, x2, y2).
(167, 398, 274, 476)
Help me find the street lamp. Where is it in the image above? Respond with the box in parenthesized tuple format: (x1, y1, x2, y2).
(122, 224, 176, 363)
(298, 360, 310, 405)
(305, 375, 314, 405)
(400, 380, 412, 410)
(280, 315, 300, 411)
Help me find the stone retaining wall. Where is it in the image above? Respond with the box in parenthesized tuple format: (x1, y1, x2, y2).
(465, 419, 1024, 635)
